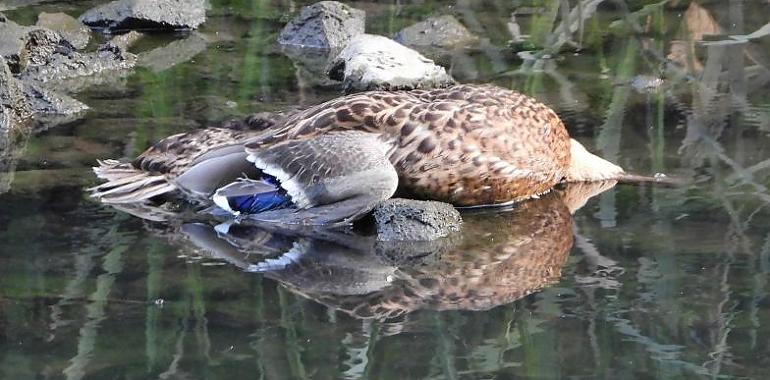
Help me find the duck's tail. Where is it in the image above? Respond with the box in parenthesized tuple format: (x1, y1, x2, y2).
(89, 159, 177, 203)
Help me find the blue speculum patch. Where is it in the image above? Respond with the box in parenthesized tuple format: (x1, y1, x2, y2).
(225, 175, 293, 214)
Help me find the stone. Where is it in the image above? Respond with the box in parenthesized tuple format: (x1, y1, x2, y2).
(373, 198, 462, 242)
(22, 82, 88, 118)
(394, 15, 477, 49)
(0, 56, 32, 133)
(281, 46, 339, 87)
(278, 1, 365, 50)
(0, 13, 37, 73)
(138, 32, 208, 72)
(328, 34, 455, 93)
(19, 33, 137, 90)
(79, 0, 206, 32)
(36, 12, 91, 50)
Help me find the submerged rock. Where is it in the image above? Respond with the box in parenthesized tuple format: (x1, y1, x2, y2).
(373, 198, 462, 242)
(328, 34, 455, 93)
(138, 32, 208, 72)
(394, 15, 477, 49)
(278, 1, 365, 50)
(36, 12, 91, 50)
(281, 46, 339, 87)
(79, 0, 206, 32)
(22, 83, 88, 119)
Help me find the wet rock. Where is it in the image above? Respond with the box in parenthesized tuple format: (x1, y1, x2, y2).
(36, 12, 91, 50)
(19, 33, 137, 90)
(328, 34, 455, 93)
(0, 1, 51, 12)
(108, 30, 144, 51)
(0, 56, 32, 133)
(0, 13, 37, 73)
(138, 32, 208, 72)
(373, 198, 462, 242)
(0, 57, 32, 119)
(22, 83, 88, 119)
(0, 17, 134, 88)
(281, 46, 339, 87)
(1, 57, 31, 195)
(79, 0, 206, 32)
(278, 1, 365, 50)
(2, 52, 86, 135)
(394, 15, 477, 49)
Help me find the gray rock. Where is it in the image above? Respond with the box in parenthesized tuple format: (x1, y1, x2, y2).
(394, 15, 477, 49)
(0, 1, 48, 11)
(1, 56, 31, 195)
(281, 45, 339, 87)
(328, 34, 455, 93)
(373, 198, 462, 242)
(1, 53, 87, 134)
(22, 82, 88, 118)
(0, 13, 37, 73)
(20, 32, 137, 90)
(0, 15, 133, 88)
(0, 56, 32, 133)
(36, 12, 91, 50)
(278, 1, 364, 50)
(79, 0, 206, 32)
(138, 32, 208, 72)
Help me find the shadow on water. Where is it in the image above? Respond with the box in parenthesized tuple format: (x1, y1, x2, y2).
(1, 0, 770, 379)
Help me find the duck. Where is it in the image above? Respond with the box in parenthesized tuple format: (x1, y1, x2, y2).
(89, 84, 625, 226)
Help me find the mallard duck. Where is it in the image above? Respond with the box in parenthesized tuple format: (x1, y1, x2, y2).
(90, 84, 624, 225)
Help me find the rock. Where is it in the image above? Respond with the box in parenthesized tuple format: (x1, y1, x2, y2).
(328, 34, 455, 93)
(19, 33, 137, 90)
(373, 198, 462, 242)
(79, 0, 206, 32)
(108, 30, 144, 51)
(394, 15, 477, 49)
(36, 12, 91, 50)
(278, 1, 365, 50)
(1, 56, 32, 195)
(22, 83, 88, 118)
(0, 13, 37, 73)
(2, 52, 87, 133)
(138, 32, 208, 72)
(0, 15, 132, 87)
(281, 46, 339, 87)
(0, 1, 47, 11)
(0, 56, 32, 133)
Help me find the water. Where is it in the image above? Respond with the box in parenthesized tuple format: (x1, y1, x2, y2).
(1, 1, 770, 379)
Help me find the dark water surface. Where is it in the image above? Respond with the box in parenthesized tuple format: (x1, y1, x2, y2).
(2, 1, 770, 379)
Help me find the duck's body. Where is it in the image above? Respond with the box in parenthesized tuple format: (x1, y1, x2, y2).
(90, 84, 624, 225)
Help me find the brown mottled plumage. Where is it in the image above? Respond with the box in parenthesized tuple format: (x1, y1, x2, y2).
(245, 84, 574, 205)
(91, 84, 624, 225)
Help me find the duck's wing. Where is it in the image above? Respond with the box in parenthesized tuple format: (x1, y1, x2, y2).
(238, 130, 399, 226)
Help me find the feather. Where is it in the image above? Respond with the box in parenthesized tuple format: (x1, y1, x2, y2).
(213, 177, 293, 215)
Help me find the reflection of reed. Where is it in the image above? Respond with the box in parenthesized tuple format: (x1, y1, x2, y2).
(63, 222, 132, 380)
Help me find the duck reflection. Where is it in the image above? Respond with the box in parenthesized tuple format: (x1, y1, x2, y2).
(168, 181, 615, 321)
